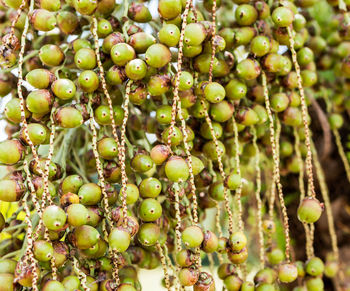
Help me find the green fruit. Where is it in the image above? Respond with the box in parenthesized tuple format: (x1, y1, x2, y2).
(158, 0, 182, 20)
(329, 113, 343, 129)
(159, 24, 180, 47)
(131, 153, 153, 172)
(235, 4, 258, 26)
(0, 273, 14, 291)
(26, 89, 53, 115)
(102, 32, 125, 54)
(297, 197, 323, 223)
(203, 140, 226, 161)
(138, 223, 160, 246)
(251, 35, 271, 57)
(97, 137, 118, 160)
(31, 9, 56, 31)
(139, 177, 162, 198)
(74, 0, 97, 15)
(125, 59, 147, 80)
(184, 23, 207, 46)
(210, 101, 234, 122)
(67, 203, 89, 227)
(145, 44, 171, 68)
(0, 259, 16, 274)
(78, 70, 99, 92)
(165, 156, 189, 182)
(139, 198, 162, 222)
(267, 247, 285, 265)
(111, 43, 136, 66)
(129, 32, 156, 53)
(270, 92, 289, 112)
(0, 140, 24, 165)
(55, 107, 83, 128)
(147, 74, 171, 96)
(20, 123, 47, 145)
(62, 276, 81, 291)
(0, 179, 24, 202)
(33, 240, 54, 262)
(236, 59, 261, 80)
(162, 126, 183, 146)
(78, 183, 102, 205)
(229, 232, 247, 252)
(204, 82, 226, 103)
(225, 172, 241, 190)
(306, 257, 324, 276)
(42, 205, 67, 231)
(39, 44, 64, 67)
(225, 79, 247, 100)
(95, 105, 124, 126)
(120, 184, 139, 205)
(306, 277, 324, 291)
(61, 175, 83, 194)
(109, 228, 131, 252)
(182, 225, 204, 248)
(26, 69, 54, 89)
(51, 79, 76, 100)
(272, 7, 294, 27)
(236, 107, 259, 126)
(72, 225, 100, 249)
(74, 48, 96, 69)
(224, 274, 243, 291)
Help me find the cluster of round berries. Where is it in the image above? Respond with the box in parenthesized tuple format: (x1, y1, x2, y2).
(0, 0, 350, 290)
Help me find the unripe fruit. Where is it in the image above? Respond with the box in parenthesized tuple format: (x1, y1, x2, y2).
(158, 0, 182, 20)
(78, 183, 102, 205)
(78, 70, 99, 92)
(162, 126, 183, 146)
(4, 98, 30, 123)
(204, 82, 225, 103)
(111, 43, 136, 66)
(0, 140, 24, 165)
(0, 273, 14, 291)
(139, 198, 162, 222)
(106, 66, 126, 85)
(61, 175, 83, 194)
(229, 232, 247, 252)
(62, 276, 81, 291)
(159, 24, 180, 47)
(26, 69, 55, 89)
(225, 79, 247, 100)
(42, 205, 67, 231)
(236, 107, 260, 126)
(125, 59, 147, 80)
(182, 225, 204, 248)
(109, 228, 131, 252)
(55, 107, 83, 128)
(0, 259, 16, 274)
(145, 44, 171, 68)
(31, 9, 56, 31)
(184, 23, 207, 46)
(95, 105, 124, 126)
(51, 79, 76, 100)
(137, 223, 160, 246)
(129, 32, 156, 53)
(74, 48, 96, 70)
(72, 225, 100, 249)
(251, 35, 271, 57)
(235, 4, 258, 26)
(74, 0, 97, 15)
(39, 44, 64, 67)
(270, 93, 289, 112)
(0, 179, 25, 202)
(97, 137, 118, 160)
(67, 203, 89, 227)
(306, 257, 324, 276)
(236, 59, 261, 80)
(272, 7, 294, 27)
(20, 123, 47, 145)
(176, 249, 195, 267)
(26, 90, 53, 115)
(33, 240, 54, 262)
(203, 140, 226, 161)
(131, 153, 153, 172)
(329, 113, 343, 129)
(297, 197, 323, 223)
(306, 277, 324, 291)
(139, 177, 162, 198)
(121, 184, 139, 205)
(165, 156, 189, 182)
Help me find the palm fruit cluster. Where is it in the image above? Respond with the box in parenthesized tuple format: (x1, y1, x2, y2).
(0, 0, 350, 289)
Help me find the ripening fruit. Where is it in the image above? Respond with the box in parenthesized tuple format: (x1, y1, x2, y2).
(236, 59, 261, 80)
(204, 82, 226, 103)
(26, 69, 55, 89)
(31, 9, 57, 31)
(131, 153, 153, 172)
(128, 2, 152, 23)
(74, 0, 97, 15)
(72, 225, 100, 249)
(178, 268, 199, 286)
(139, 177, 162, 198)
(229, 232, 247, 252)
(61, 175, 83, 194)
(57, 11, 79, 34)
(66, 203, 89, 227)
(33, 240, 54, 262)
(55, 107, 83, 128)
(0, 179, 25, 202)
(297, 197, 323, 223)
(150, 145, 170, 165)
(97, 137, 119, 160)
